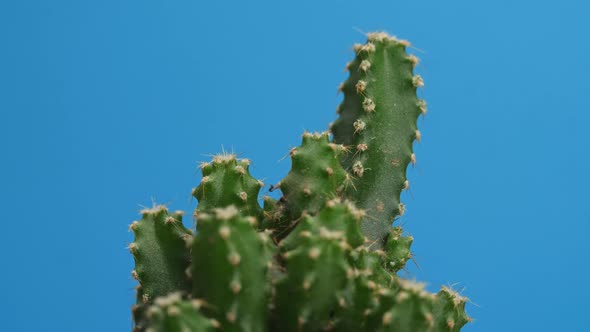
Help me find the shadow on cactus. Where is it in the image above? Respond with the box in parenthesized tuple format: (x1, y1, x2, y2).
(129, 32, 471, 332)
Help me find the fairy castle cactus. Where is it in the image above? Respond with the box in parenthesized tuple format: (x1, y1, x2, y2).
(129, 32, 471, 332)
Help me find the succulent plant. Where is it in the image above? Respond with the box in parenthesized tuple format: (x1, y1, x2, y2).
(129, 31, 470, 332)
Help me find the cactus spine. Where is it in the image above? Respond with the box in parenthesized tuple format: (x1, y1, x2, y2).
(129, 32, 470, 332)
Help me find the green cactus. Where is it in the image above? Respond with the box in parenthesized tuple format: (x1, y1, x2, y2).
(261, 131, 350, 240)
(129, 206, 192, 304)
(129, 31, 470, 332)
(143, 293, 219, 332)
(331, 32, 425, 249)
(192, 206, 271, 332)
(193, 154, 264, 218)
(272, 199, 363, 331)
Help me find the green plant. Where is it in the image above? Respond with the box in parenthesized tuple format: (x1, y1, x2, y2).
(129, 32, 471, 332)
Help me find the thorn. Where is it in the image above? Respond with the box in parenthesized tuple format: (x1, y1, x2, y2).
(128, 243, 138, 254)
(356, 80, 367, 93)
(366, 31, 389, 42)
(407, 54, 420, 66)
(344, 61, 352, 72)
(398, 39, 411, 47)
(326, 167, 334, 176)
(210, 319, 221, 328)
(412, 75, 424, 88)
(415, 130, 421, 142)
(308, 247, 321, 260)
(353, 119, 366, 133)
(218, 226, 231, 240)
(353, 161, 364, 177)
(382, 312, 392, 326)
(228, 252, 241, 266)
(167, 306, 180, 316)
(360, 60, 371, 72)
(214, 206, 238, 220)
(234, 165, 246, 175)
(362, 98, 376, 112)
(230, 280, 242, 294)
(128, 221, 139, 232)
(417, 99, 428, 115)
(361, 42, 376, 53)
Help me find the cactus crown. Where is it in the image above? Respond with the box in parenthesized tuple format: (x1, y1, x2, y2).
(129, 32, 470, 332)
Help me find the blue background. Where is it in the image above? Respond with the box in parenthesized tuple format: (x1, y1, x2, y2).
(1, 1, 588, 331)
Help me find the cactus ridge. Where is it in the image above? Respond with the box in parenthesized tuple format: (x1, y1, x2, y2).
(383, 226, 414, 272)
(129, 31, 471, 332)
(273, 199, 363, 332)
(331, 33, 425, 249)
(129, 205, 193, 304)
(191, 206, 270, 332)
(332, 248, 395, 332)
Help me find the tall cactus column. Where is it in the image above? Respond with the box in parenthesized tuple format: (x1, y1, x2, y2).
(331, 32, 426, 249)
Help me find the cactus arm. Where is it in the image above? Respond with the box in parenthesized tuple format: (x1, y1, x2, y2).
(273, 200, 363, 332)
(333, 248, 395, 332)
(191, 207, 269, 332)
(383, 226, 414, 272)
(193, 154, 263, 218)
(129, 206, 192, 305)
(278, 131, 349, 217)
(331, 32, 425, 249)
(433, 287, 472, 332)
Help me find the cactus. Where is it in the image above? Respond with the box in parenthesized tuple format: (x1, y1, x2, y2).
(129, 32, 471, 332)
(331, 32, 425, 249)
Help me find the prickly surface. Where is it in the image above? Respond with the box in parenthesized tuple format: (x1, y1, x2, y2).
(333, 248, 395, 332)
(130, 206, 192, 305)
(278, 132, 349, 222)
(193, 154, 263, 218)
(273, 200, 363, 332)
(192, 206, 269, 332)
(259, 195, 291, 239)
(144, 293, 218, 332)
(383, 226, 413, 272)
(129, 32, 471, 332)
(132, 286, 148, 332)
(433, 286, 472, 332)
(331, 32, 425, 249)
